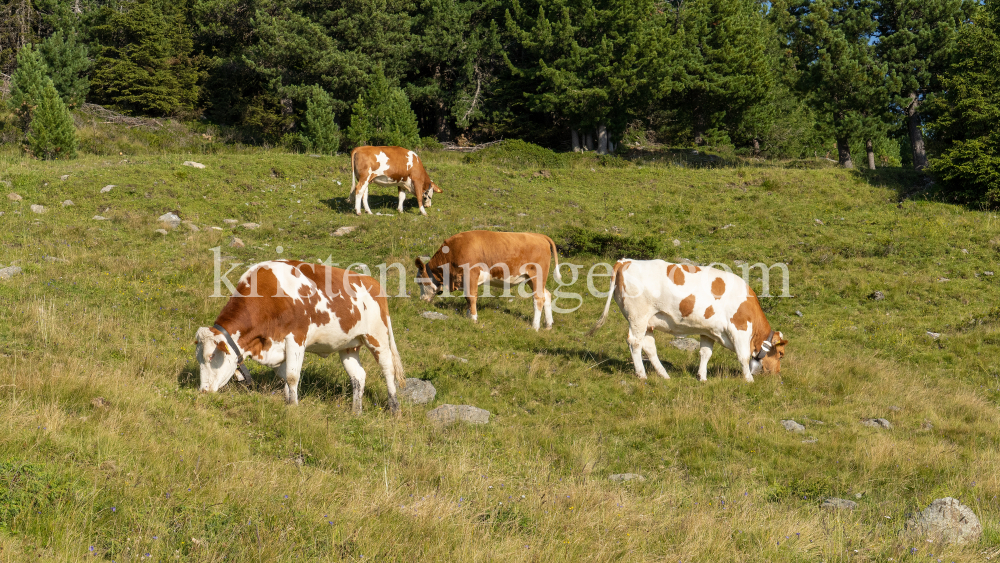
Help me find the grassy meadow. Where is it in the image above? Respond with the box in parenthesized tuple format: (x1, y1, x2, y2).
(0, 144, 999, 562)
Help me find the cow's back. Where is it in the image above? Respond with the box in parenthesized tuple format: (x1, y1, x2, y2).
(443, 230, 552, 269)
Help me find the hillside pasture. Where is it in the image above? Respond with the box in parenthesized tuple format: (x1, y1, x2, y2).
(0, 149, 998, 561)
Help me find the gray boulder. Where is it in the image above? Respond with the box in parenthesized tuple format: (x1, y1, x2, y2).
(0, 266, 22, 280)
(781, 420, 805, 433)
(333, 225, 357, 236)
(906, 497, 981, 544)
(861, 418, 893, 429)
(609, 473, 646, 483)
(398, 378, 436, 405)
(30, 204, 45, 214)
(670, 337, 700, 352)
(427, 404, 489, 425)
(182, 161, 206, 169)
(421, 311, 448, 321)
(7, 193, 22, 201)
(241, 222, 261, 230)
(229, 237, 245, 248)
(158, 212, 181, 228)
(822, 498, 858, 511)
(100, 185, 115, 193)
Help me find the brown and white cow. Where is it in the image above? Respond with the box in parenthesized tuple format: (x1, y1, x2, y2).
(414, 230, 563, 330)
(589, 259, 787, 382)
(195, 260, 406, 415)
(349, 146, 442, 216)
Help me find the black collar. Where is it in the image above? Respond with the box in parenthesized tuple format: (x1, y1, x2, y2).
(213, 324, 254, 386)
(754, 330, 776, 360)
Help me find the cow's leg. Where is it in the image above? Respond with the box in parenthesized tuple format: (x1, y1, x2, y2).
(372, 343, 400, 417)
(733, 333, 754, 383)
(340, 348, 367, 415)
(698, 336, 714, 382)
(361, 184, 374, 215)
(466, 275, 480, 322)
(641, 330, 669, 379)
(626, 324, 648, 380)
(353, 175, 370, 215)
(542, 289, 554, 329)
(397, 190, 406, 213)
(281, 336, 306, 405)
(526, 270, 546, 331)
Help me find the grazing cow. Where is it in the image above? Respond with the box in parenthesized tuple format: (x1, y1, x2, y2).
(195, 260, 406, 415)
(414, 230, 563, 330)
(349, 146, 442, 216)
(589, 259, 787, 382)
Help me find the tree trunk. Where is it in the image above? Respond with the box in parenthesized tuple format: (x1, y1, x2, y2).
(752, 138, 760, 155)
(693, 111, 705, 146)
(571, 128, 581, 152)
(597, 123, 608, 155)
(281, 97, 295, 131)
(906, 92, 928, 170)
(584, 132, 594, 151)
(435, 100, 450, 141)
(836, 137, 853, 169)
(866, 139, 875, 170)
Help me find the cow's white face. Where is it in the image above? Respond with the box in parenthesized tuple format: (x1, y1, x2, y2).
(414, 258, 439, 302)
(195, 327, 238, 392)
(760, 331, 788, 374)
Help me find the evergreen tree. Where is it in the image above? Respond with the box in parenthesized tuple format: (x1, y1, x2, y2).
(8, 43, 48, 130)
(299, 86, 341, 154)
(38, 30, 91, 108)
(786, 0, 886, 168)
(925, 1, 1000, 206)
(347, 67, 420, 148)
(874, 0, 975, 169)
(27, 78, 78, 159)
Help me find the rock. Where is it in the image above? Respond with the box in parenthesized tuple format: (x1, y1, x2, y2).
(30, 204, 45, 214)
(91, 397, 109, 409)
(43, 256, 68, 263)
(229, 237, 245, 248)
(861, 418, 893, 429)
(183, 221, 200, 232)
(532, 169, 552, 178)
(223, 219, 238, 225)
(961, 248, 969, 254)
(669, 337, 700, 352)
(155, 229, 169, 235)
(7, 193, 21, 201)
(0, 266, 22, 280)
(889, 405, 902, 412)
(426, 404, 490, 425)
(516, 212, 527, 217)
(822, 498, 858, 511)
(210, 226, 223, 231)
(796, 310, 803, 317)
(781, 420, 805, 433)
(182, 161, 206, 169)
(333, 225, 357, 236)
(985, 271, 995, 276)
(62, 200, 73, 207)
(802, 437, 818, 444)
(926, 331, 941, 340)
(241, 222, 260, 230)
(814, 218, 824, 225)
(158, 212, 181, 228)
(443, 354, 468, 363)
(100, 185, 115, 193)
(921, 420, 934, 431)
(398, 378, 436, 405)
(609, 473, 646, 483)
(93, 215, 108, 221)
(905, 497, 982, 544)
(868, 291, 885, 301)
(421, 311, 448, 321)
(672, 239, 681, 247)
(60, 175, 69, 181)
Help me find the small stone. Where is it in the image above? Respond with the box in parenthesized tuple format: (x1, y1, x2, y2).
(182, 161, 206, 169)
(93, 215, 108, 221)
(926, 331, 941, 340)
(183, 221, 200, 232)
(229, 237, 245, 248)
(905, 497, 982, 544)
(822, 498, 858, 511)
(44, 256, 68, 263)
(398, 378, 436, 405)
(795, 310, 803, 317)
(938, 277, 950, 282)
(889, 405, 902, 412)
(868, 291, 885, 301)
(443, 354, 468, 363)
(781, 420, 805, 433)
(241, 222, 260, 230)
(814, 218, 824, 225)
(7, 193, 21, 201)
(100, 460, 117, 471)
(426, 404, 490, 425)
(609, 473, 646, 483)
(670, 337, 700, 352)
(210, 226, 223, 231)
(100, 185, 115, 193)
(0, 266, 22, 280)
(517, 213, 527, 217)
(421, 311, 448, 321)
(672, 239, 681, 247)
(158, 212, 181, 228)
(921, 420, 934, 431)
(91, 397, 109, 409)
(30, 204, 45, 214)
(60, 175, 69, 181)
(155, 229, 169, 235)
(62, 200, 73, 207)
(985, 271, 994, 276)
(802, 437, 818, 444)
(333, 225, 357, 236)
(223, 219, 238, 225)
(861, 418, 893, 429)
(961, 248, 968, 254)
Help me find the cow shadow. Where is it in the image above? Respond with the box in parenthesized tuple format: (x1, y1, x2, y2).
(319, 194, 405, 214)
(541, 346, 644, 376)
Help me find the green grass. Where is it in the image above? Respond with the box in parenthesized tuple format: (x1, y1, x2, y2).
(0, 146, 999, 561)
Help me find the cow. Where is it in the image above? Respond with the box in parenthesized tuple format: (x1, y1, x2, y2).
(194, 260, 406, 415)
(588, 259, 787, 382)
(414, 230, 564, 331)
(348, 146, 442, 216)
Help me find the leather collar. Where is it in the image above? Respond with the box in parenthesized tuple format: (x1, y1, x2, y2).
(213, 324, 254, 386)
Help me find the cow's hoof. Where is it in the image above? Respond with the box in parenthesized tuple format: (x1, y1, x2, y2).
(637, 374, 648, 380)
(744, 376, 755, 383)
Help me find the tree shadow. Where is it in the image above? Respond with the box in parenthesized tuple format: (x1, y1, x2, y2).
(851, 168, 927, 201)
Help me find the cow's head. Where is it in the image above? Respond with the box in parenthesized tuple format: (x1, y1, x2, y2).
(195, 327, 239, 392)
(759, 330, 788, 374)
(424, 182, 442, 207)
(414, 257, 442, 302)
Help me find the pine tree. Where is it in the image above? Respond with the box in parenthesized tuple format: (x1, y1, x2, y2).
(8, 43, 48, 130)
(27, 78, 78, 160)
(874, 0, 975, 169)
(299, 86, 342, 154)
(347, 67, 420, 148)
(38, 30, 91, 108)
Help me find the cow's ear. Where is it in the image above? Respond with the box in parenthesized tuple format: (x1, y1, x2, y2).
(196, 327, 217, 358)
(415, 257, 425, 269)
(431, 182, 442, 193)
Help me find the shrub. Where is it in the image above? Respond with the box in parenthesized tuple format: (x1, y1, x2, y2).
(598, 154, 630, 168)
(419, 136, 444, 150)
(556, 226, 662, 260)
(8, 44, 47, 130)
(27, 79, 78, 160)
(299, 87, 341, 155)
(462, 139, 567, 169)
(347, 67, 419, 148)
(38, 30, 91, 108)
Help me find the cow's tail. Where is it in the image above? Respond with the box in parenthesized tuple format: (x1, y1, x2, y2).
(546, 236, 563, 284)
(387, 316, 406, 388)
(348, 148, 357, 203)
(587, 260, 624, 336)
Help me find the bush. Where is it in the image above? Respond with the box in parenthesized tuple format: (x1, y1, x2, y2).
(8, 44, 47, 131)
(462, 139, 567, 169)
(298, 87, 341, 154)
(27, 79, 77, 159)
(347, 67, 419, 148)
(419, 136, 444, 150)
(598, 154, 630, 168)
(556, 226, 662, 260)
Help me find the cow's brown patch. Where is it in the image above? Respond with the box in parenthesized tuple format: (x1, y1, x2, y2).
(681, 264, 701, 273)
(711, 277, 726, 299)
(729, 285, 777, 367)
(704, 305, 715, 319)
(666, 264, 685, 285)
(679, 294, 696, 318)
